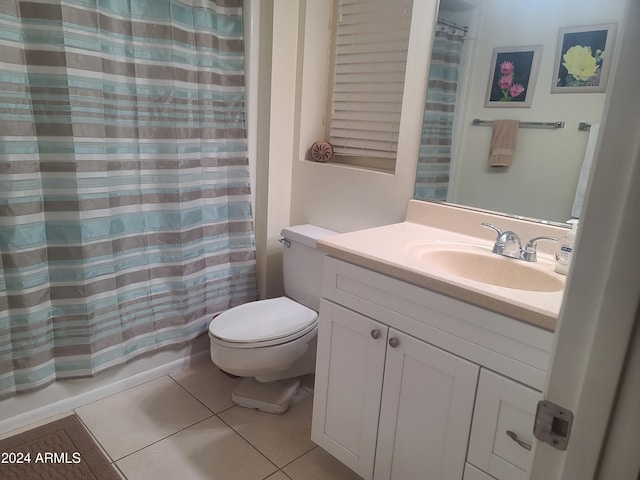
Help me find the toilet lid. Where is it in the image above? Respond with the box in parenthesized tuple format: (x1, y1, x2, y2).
(209, 297, 318, 344)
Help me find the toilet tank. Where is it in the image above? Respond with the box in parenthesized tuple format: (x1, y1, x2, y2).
(281, 224, 337, 312)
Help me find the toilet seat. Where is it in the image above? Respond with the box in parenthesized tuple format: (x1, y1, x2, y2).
(209, 297, 318, 348)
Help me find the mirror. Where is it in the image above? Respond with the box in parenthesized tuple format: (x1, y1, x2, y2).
(413, 0, 625, 223)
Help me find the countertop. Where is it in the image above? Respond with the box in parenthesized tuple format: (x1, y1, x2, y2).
(317, 201, 569, 331)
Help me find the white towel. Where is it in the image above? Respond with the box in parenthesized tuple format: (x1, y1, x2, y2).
(572, 123, 600, 218)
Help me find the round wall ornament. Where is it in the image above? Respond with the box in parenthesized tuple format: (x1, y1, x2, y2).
(310, 141, 333, 162)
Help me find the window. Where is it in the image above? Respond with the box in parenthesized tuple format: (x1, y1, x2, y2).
(327, 0, 413, 169)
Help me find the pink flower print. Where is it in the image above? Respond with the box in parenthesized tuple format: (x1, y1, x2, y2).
(509, 83, 525, 98)
(498, 75, 513, 90)
(500, 61, 515, 75)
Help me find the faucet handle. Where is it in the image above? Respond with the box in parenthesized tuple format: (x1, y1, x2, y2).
(481, 223, 521, 257)
(522, 236, 559, 262)
(481, 222, 504, 237)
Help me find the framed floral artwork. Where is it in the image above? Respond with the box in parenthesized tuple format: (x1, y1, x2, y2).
(552, 23, 617, 93)
(485, 45, 542, 108)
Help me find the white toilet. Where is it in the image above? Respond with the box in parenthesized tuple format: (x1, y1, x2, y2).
(208, 224, 336, 413)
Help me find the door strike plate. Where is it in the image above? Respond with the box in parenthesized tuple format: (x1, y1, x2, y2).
(533, 400, 573, 451)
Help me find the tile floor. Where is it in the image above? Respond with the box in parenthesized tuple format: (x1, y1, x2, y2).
(3, 361, 362, 480)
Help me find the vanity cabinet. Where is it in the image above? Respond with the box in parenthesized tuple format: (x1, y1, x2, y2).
(311, 300, 478, 479)
(312, 257, 553, 480)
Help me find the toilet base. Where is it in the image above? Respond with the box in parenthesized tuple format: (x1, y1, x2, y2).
(231, 377, 300, 414)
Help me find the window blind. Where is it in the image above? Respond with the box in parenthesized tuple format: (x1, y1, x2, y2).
(329, 0, 413, 159)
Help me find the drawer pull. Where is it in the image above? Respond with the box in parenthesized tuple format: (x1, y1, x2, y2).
(388, 337, 399, 348)
(371, 329, 381, 340)
(506, 430, 532, 451)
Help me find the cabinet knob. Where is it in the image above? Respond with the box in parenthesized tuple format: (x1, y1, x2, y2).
(370, 329, 381, 339)
(388, 337, 399, 348)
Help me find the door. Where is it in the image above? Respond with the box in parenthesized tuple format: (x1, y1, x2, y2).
(373, 329, 479, 480)
(529, 0, 640, 477)
(311, 300, 388, 480)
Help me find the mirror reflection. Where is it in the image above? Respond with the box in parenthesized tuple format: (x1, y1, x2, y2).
(414, 0, 625, 223)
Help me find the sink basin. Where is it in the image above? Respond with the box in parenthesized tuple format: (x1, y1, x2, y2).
(406, 242, 564, 293)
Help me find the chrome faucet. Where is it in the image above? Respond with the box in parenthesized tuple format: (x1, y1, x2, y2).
(481, 223, 558, 262)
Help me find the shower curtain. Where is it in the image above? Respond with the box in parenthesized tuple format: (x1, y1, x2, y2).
(0, 0, 257, 398)
(414, 23, 465, 200)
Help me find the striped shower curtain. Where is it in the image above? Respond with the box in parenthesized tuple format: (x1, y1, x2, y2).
(414, 24, 465, 200)
(0, 0, 257, 398)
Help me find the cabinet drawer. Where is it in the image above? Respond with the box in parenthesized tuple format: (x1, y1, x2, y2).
(468, 369, 541, 480)
(464, 463, 497, 480)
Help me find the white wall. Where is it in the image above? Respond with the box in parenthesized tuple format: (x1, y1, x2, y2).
(450, 0, 626, 222)
(288, 0, 440, 233)
(250, 0, 439, 295)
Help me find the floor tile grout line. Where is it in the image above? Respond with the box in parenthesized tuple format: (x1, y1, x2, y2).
(74, 411, 119, 464)
(278, 444, 319, 471)
(71, 368, 318, 478)
(215, 409, 282, 472)
(214, 400, 317, 472)
(113, 409, 283, 479)
(76, 370, 275, 469)
(167, 369, 243, 417)
(74, 413, 131, 479)
(168, 370, 316, 473)
(166, 367, 317, 465)
(111, 460, 128, 480)
(73, 374, 216, 463)
(263, 470, 294, 480)
(109, 412, 216, 464)
(214, 383, 316, 472)
(166, 372, 219, 416)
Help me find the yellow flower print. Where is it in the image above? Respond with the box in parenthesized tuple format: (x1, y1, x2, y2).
(562, 45, 599, 81)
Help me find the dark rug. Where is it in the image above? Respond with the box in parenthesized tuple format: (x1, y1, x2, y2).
(0, 414, 121, 480)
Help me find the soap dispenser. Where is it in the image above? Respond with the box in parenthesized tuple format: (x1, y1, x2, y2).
(555, 221, 578, 275)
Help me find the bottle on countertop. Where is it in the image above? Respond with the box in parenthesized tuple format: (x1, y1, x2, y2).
(555, 221, 578, 275)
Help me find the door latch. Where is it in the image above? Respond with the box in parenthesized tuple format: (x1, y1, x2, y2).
(533, 400, 574, 450)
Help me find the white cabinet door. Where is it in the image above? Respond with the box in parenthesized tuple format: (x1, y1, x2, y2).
(468, 369, 541, 480)
(311, 300, 388, 480)
(374, 329, 480, 480)
(464, 463, 498, 480)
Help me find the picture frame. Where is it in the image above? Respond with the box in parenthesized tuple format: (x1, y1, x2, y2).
(485, 45, 542, 108)
(551, 23, 617, 93)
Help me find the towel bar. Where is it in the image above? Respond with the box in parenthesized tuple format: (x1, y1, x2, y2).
(472, 118, 565, 129)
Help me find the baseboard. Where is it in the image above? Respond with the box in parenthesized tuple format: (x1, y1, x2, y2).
(0, 343, 210, 436)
